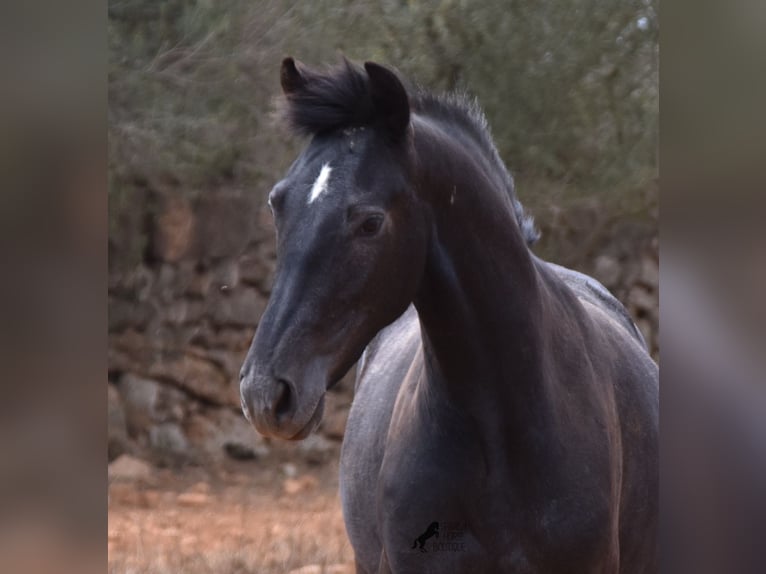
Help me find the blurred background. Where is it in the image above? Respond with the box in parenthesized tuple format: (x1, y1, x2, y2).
(107, 1, 658, 572)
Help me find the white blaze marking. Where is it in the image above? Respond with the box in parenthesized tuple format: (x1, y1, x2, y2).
(308, 163, 332, 204)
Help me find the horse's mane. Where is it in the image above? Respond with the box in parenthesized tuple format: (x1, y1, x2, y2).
(279, 59, 539, 246)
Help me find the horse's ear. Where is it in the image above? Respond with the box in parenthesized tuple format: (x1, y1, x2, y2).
(281, 57, 306, 95)
(365, 62, 410, 141)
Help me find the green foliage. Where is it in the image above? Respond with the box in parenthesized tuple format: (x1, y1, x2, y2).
(109, 0, 657, 240)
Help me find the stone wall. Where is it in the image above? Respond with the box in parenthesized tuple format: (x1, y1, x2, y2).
(110, 188, 273, 465)
(108, 189, 658, 467)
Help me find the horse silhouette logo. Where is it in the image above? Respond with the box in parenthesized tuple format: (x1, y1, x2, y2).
(411, 521, 439, 552)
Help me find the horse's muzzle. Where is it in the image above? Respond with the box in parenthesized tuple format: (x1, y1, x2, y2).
(240, 369, 325, 440)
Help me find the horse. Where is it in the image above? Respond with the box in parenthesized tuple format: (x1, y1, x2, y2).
(239, 57, 658, 574)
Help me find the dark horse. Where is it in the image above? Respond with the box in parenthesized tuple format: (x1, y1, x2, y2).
(240, 58, 658, 574)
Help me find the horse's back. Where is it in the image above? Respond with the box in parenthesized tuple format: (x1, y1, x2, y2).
(543, 259, 648, 349)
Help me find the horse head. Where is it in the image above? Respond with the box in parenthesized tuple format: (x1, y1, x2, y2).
(240, 59, 429, 439)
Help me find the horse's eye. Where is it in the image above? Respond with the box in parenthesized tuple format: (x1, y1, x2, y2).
(357, 214, 384, 237)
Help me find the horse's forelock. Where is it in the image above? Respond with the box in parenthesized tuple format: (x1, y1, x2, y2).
(278, 59, 376, 137)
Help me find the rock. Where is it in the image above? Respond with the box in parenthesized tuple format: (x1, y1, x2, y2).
(210, 260, 240, 292)
(283, 475, 319, 495)
(320, 394, 350, 441)
(253, 205, 277, 241)
(176, 491, 210, 507)
(151, 193, 195, 263)
(238, 252, 266, 286)
(628, 285, 656, 314)
(108, 483, 161, 507)
(282, 463, 298, 478)
(108, 454, 154, 483)
(186, 269, 213, 299)
(256, 242, 277, 292)
(163, 299, 205, 325)
(188, 481, 211, 494)
(298, 434, 336, 465)
(189, 327, 253, 351)
(109, 296, 152, 332)
(149, 423, 191, 463)
(111, 342, 240, 411)
(119, 374, 161, 436)
(287, 565, 321, 574)
(121, 265, 155, 302)
(108, 482, 137, 505)
(224, 442, 257, 460)
(159, 384, 188, 422)
(320, 409, 348, 441)
(239, 250, 276, 294)
(593, 254, 621, 289)
(109, 329, 151, 375)
(639, 255, 659, 289)
(152, 264, 182, 302)
(185, 408, 270, 462)
(147, 350, 238, 407)
(184, 413, 224, 461)
(108, 185, 150, 273)
(209, 288, 267, 328)
(117, 372, 186, 429)
(194, 192, 256, 261)
(325, 564, 355, 574)
(174, 260, 196, 288)
(203, 348, 248, 380)
(108, 384, 129, 461)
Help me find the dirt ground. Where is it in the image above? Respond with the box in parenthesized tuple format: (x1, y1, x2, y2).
(108, 453, 356, 574)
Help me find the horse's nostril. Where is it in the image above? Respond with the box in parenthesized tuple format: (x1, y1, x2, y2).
(273, 378, 293, 419)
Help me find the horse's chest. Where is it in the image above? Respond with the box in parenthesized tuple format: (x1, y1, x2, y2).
(376, 421, 530, 571)
(375, 419, 617, 573)
(377, 470, 534, 573)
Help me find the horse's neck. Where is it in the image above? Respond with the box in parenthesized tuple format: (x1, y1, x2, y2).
(411, 117, 556, 448)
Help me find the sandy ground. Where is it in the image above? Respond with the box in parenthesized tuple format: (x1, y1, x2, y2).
(108, 457, 355, 574)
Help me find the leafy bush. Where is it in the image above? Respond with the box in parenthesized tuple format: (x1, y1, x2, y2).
(109, 0, 657, 263)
